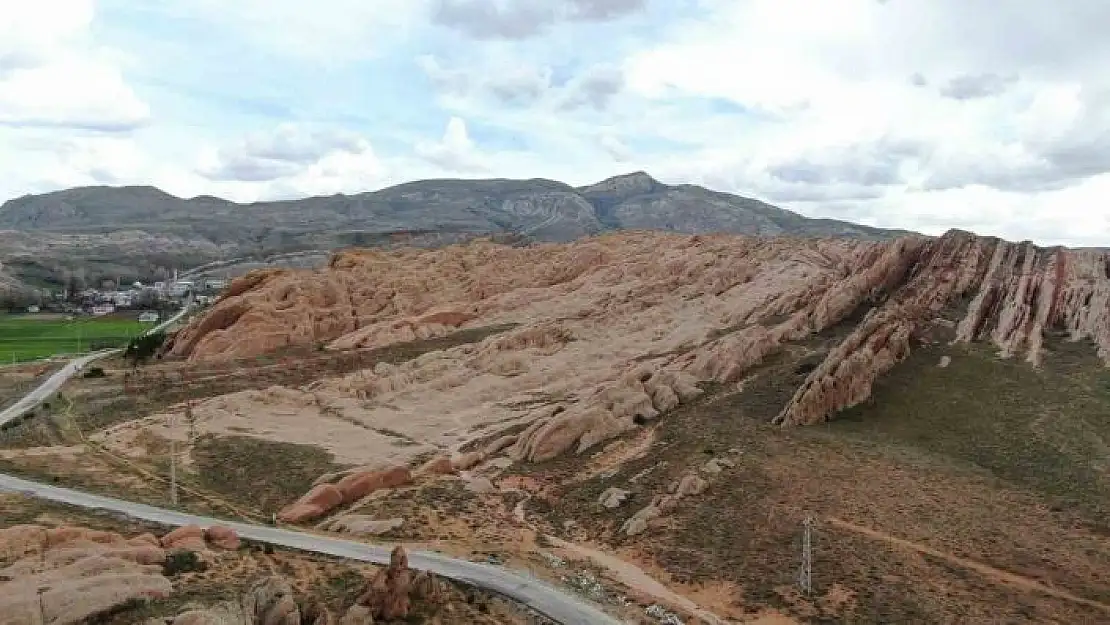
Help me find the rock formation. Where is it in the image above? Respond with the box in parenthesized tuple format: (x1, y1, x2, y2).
(279, 466, 411, 524)
(0, 524, 171, 625)
(164, 230, 1110, 469)
(357, 546, 413, 620)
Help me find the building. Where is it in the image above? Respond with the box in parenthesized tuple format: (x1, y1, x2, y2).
(138, 311, 159, 323)
(26, 305, 39, 313)
(113, 291, 133, 307)
(168, 280, 194, 297)
(204, 278, 227, 291)
(91, 303, 115, 316)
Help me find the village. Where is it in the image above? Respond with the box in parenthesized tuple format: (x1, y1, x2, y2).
(19, 273, 227, 320)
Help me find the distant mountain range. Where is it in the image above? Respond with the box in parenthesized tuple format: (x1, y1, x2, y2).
(0, 171, 911, 289)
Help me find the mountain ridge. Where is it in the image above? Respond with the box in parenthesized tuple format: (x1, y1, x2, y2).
(0, 172, 913, 290)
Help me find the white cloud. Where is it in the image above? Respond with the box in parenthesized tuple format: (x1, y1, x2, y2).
(2, 0, 1110, 248)
(0, 0, 148, 131)
(414, 116, 488, 173)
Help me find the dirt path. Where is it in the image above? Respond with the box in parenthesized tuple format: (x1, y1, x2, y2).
(827, 517, 1110, 614)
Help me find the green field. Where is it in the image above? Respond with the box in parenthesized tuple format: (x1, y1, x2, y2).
(0, 314, 151, 363)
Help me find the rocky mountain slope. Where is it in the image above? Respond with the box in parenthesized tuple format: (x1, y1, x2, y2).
(0, 172, 909, 288)
(163, 229, 1110, 464)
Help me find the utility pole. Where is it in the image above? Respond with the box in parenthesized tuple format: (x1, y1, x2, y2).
(169, 412, 178, 506)
(798, 515, 815, 596)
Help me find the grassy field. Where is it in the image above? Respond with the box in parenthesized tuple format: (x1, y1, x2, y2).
(0, 314, 151, 362)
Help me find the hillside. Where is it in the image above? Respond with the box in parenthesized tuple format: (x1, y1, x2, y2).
(0, 172, 910, 288)
(6, 229, 1107, 623)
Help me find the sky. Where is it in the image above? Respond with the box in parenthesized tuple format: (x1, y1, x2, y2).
(2, 0, 1110, 246)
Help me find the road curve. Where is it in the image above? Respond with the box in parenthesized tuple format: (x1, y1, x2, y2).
(0, 300, 621, 625)
(0, 475, 620, 624)
(0, 300, 194, 427)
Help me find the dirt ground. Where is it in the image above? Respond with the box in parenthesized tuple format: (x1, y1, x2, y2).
(4, 318, 1110, 623)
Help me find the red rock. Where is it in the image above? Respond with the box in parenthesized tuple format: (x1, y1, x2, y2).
(278, 483, 345, 523)
(205, 525, 241, 550)
(161, 524, 208, 551)
(336, 466, 412, 504)
(415, 455, 456, 476)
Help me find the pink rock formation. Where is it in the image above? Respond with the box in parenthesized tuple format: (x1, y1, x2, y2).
(204, 525, 241, 551)
(356, 546, 413, 620)
(161, 524, 209, 551)
(166, 230, 1110, 465)
(415, 455, 456, 476)
(335, 465, 412, 504)
(0, 524, 171, 624)
(277, 483, 344, 523)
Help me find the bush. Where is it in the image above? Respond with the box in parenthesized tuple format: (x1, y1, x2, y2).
(82, 366, 106, 379)
(124, 331, 166, 366)
(162, 550, 206, 576)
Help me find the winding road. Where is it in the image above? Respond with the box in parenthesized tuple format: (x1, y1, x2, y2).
(0, 299, 194, 428)
(0, 310, 621, 625)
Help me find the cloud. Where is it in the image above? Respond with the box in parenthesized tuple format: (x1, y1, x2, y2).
(3, 0, 1110, 248)
(598, 133, 632, 162)
(0, 1, 149, 132)
(938, 73, 1018, 100)
(198, 125, 371, 182)
(559, 65, 624, 110)
(430, 0, 647, 40)
(418, 55, 552, 106)
(414, 116, 489, 173)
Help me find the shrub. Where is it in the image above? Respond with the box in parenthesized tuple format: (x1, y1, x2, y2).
(162, 550, 206, 576)
(82, 366, 106, 378)
(124, 331, 166, 366)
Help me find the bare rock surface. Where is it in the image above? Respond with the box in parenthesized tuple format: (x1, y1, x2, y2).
(318, 515, 404, 537)
(0, 524, 171, 625)
(156, 230, 1110, 478)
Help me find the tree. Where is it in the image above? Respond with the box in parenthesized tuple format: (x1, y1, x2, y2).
(124, 331, 166, 366)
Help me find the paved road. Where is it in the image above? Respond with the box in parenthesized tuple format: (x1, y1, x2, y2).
(0, 474, 620, 624)
(0, 302, 622, 624)
(0, 300, 194, 427)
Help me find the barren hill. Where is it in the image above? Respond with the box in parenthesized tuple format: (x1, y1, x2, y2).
(0, 172, 909, 288)
(8, 228, 1110, 623)
(165, 229, 1110, 461)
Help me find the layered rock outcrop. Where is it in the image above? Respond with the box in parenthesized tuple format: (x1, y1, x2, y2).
(165, 230, 1110, 466)
(0, 524, 171, 625)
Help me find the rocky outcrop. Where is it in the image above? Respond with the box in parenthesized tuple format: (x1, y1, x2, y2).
(318, 515, 404, 537)
(357, 546, 413, 620)
(281, 466, 411, 524)
(166, 576, 301, 625)
(0, 524, 171, 625)
(161, 524, 209, 552)
(167, 230, 1110, 467)
(277, 484, 344, 524)
(335, 466, 412, 504)
(205, 526, 241, 551)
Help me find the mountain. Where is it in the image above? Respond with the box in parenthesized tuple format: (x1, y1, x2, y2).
(0, 172, 910, 288)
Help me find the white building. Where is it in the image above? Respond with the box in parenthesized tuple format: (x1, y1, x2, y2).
(168, 280, 193, 297)
(138, 311, 159, 323)
(91, 303, 115, 316)
(113, 291, 133, 307)
(204, 278, 227, 291)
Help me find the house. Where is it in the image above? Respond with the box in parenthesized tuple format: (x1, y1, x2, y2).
(138, 311, 159, 323)
(153, 281, 166, 292)
(91, 303, 115, 316)
(26, 305, 39, 313)
(204, 278, 227, 291)
(168, 280, 193, 297)
(113, 291, 133, 307)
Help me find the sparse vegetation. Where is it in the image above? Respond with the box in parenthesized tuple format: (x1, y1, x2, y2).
(191, 434, 344, 514)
